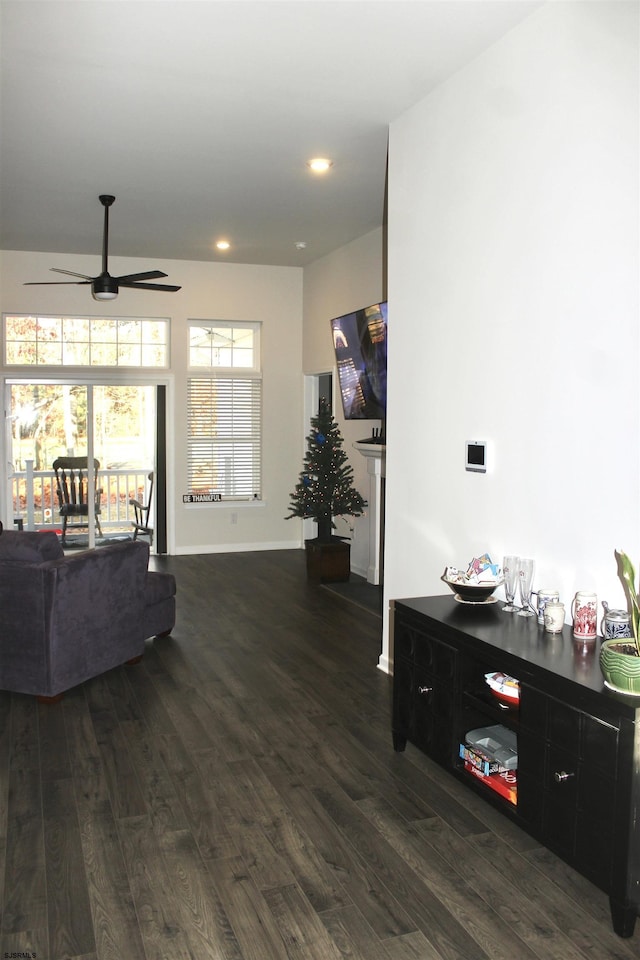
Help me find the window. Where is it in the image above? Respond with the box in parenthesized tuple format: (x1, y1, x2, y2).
(4, 315, 169, 367)
(187, 321, 262, 500)
(188, 322, 259, 370)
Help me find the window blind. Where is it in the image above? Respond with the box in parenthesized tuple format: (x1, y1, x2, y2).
(187, 377, 262, 499)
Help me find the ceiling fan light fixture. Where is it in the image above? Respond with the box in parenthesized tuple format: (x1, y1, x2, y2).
(92, 276, 119, 301)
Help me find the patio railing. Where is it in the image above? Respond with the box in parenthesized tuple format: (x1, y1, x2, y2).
(10, 460, 152, 533)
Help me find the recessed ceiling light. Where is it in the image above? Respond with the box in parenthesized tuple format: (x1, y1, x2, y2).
(307, 158, 333, 174)
(216, 240, 230, 251)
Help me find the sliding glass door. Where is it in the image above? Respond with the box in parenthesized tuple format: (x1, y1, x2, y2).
(8, 381, 157, 548)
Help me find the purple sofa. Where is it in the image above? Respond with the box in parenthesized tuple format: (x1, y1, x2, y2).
(0, 530, 176, 700)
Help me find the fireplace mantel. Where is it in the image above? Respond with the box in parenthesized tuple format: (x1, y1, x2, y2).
(353, 441, 385, 584)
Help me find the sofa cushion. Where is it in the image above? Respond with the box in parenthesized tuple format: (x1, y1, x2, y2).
(0, 530, 64, 563)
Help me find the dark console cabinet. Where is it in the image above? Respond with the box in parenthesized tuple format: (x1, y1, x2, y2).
(392, 596, 640, 937)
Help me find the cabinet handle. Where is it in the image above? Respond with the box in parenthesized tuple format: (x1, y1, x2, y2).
(417, 685, 433, 695)
(554, 770, 575, 783)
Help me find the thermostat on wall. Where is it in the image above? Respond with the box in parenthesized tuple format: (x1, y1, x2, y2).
(466, 441, 488, 473)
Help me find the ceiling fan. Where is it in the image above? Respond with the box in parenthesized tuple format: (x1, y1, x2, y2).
(24, 194, 181, 301)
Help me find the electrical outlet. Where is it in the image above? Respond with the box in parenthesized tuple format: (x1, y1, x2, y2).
(231, 512, 238, 524)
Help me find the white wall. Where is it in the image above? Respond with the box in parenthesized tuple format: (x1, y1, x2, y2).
(302, 227, 384, 576)
(0, 249, 303, 553)
(383, 1, 639, 671)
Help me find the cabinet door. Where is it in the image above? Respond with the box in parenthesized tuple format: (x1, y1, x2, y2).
(392, 655, 414, 750)
(542, 700, 618, 888)
(395, 620, 417, 661)
(414, 629, 457, 683)
(392, 614, 457, 765)
(544, 742, 579, 859)
(413, 665, 455, 765)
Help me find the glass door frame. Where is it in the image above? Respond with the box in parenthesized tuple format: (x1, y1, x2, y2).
(3, 373, 173, 552)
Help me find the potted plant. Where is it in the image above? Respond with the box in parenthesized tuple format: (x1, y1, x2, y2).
(286, 398, 366, 582)
(599, 550, 640, 695)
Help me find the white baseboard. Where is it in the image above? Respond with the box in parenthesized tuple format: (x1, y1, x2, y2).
(377, 653, 391, 675)
(174, 540, 302, 556)
(173, 544, 375, 581)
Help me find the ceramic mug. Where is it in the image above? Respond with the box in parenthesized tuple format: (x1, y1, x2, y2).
(544, 602, 565, 634)
(572, 591, 597, 641)
(534, 589, 560, 625)
(602, 607, 631, 640)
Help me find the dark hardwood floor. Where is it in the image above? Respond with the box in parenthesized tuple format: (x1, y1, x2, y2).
(1, 549, 638, 960)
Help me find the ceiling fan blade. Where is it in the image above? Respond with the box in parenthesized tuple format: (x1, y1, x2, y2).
(24, 280, 91, 286)
(51, 268, 95, 280)
(114, 270, 168, 283)
(119, 281, 181, 292)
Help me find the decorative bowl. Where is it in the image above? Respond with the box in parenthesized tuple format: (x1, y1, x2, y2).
(442, 576, 503, 604)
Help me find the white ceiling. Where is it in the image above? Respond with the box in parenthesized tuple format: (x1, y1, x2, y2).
(0, 1, 541, 269)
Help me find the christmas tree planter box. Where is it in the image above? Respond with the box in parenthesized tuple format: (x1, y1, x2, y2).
(305, 537, 351, 583)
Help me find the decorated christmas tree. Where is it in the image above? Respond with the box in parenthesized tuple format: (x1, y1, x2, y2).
(286, 398, 366, 542)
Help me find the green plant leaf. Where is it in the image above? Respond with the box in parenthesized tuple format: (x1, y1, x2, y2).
(615, 550, 640, 655)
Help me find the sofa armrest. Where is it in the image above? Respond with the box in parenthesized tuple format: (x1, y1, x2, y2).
(0, 561, 56, 693)
(0, 539, 151, 697)
(47, 540, 150, 684)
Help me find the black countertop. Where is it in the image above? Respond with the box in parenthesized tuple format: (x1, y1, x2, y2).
(394, 594, 640, 713)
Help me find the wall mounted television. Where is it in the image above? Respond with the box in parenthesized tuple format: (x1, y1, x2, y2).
(330, 301, 387, 420)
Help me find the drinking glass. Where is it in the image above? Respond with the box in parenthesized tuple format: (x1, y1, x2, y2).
(517, 559, 535, 617)
(502, 556, 520, 613)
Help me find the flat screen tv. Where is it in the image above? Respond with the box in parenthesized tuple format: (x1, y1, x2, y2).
(330, 301, 387, 420)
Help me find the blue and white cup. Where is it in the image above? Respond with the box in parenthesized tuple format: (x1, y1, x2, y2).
(534, 589, 560, 625)
(602, 608, 631, 640)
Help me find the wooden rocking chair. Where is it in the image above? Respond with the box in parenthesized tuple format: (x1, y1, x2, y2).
(129, 471, 154, 544)
(52, 456, 103, 545)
